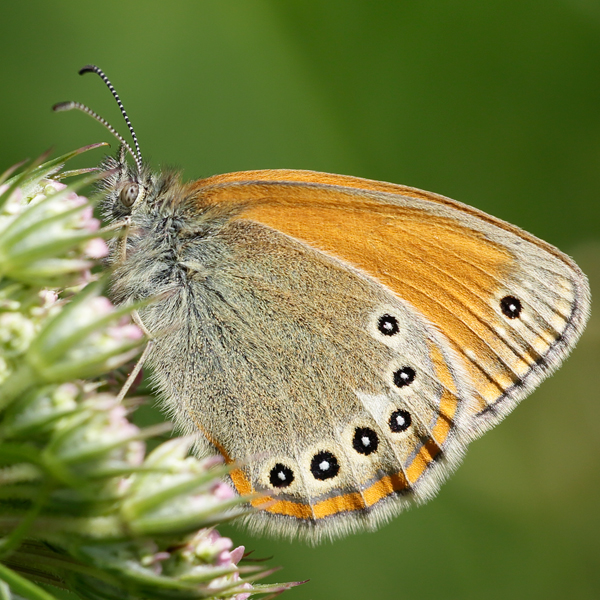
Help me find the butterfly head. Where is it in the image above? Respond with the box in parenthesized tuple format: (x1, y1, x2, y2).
(53, 65, 190, 227)
(98, 146, 155, 221)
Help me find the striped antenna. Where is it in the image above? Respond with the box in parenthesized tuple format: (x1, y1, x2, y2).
(79, 65, 143, 165)
(53, 65, 144, 173)
(53, 101, 142, 173)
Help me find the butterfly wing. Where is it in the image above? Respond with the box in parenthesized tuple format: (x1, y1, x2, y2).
(145, 215, 477, 541)
(191, 169, 590, 438)
(140, 169, 589, 541)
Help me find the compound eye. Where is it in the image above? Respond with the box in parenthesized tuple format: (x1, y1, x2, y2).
(119, 182, 139, 207)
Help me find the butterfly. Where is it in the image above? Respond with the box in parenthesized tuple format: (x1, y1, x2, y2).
(55, 65, 590, 542)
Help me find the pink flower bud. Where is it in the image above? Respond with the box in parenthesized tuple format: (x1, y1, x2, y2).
(212, 481, 235, 501)
(229, 545, 245, 565)
(84, 238, 109, 258)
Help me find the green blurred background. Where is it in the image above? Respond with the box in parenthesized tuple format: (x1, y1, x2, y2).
(1, 1, 599, 598)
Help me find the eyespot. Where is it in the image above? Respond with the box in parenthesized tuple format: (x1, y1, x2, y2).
(500, 295, 522, 319)
(269, 463, 294, 488)
(393, 366, 416, 388)
(310, 451, 340, 480)
(378, 314, 399, 336)
(119, 182, 140, 207)
(389, 409, 411, 432)
(352, 427, 379, 455)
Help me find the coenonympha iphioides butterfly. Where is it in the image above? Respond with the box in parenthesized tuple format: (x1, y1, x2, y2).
(55, 65, 591, 543)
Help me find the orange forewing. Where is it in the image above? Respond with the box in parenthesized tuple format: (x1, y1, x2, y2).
(190, 169, 536, 415)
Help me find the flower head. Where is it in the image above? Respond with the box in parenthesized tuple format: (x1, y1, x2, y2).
(0, 149, 301, 600)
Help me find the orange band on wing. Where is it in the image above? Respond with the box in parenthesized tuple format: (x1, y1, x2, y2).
(361, 471, 407, 507)
(430, 344, 459, 444)
(220, 434, 442, 519)
(403, 344, 459, 484)
(194, 393, 453, 520)
(192, 349, 457, 520)
(406, 440, 441, 485)
(229, 462, 409, 520)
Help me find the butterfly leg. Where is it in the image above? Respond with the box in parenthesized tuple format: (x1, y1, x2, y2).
(115, 337, 154, 404)
(98, 216, 132, 263)
(113, 296, 154, 404)
(99, 217, 130, 240)
(115, 289, 155, 403)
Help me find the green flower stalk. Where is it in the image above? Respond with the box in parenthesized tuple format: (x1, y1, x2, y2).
(0, 150, 300, 600)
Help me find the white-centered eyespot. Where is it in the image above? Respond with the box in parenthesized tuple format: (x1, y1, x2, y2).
(119, 182, 140, 207)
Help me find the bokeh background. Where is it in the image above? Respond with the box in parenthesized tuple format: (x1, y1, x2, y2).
(1, 2, 599, 599)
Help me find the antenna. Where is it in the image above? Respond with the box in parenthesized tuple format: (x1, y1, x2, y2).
(79, 65, 143, 164)
(53, 101, 142, 173)
(53, 65, 143, 173)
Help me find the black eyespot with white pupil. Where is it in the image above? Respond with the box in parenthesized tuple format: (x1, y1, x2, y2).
(310, 451, 340, 480)
(352, 427, 379, 455)
(389, 409, 411, 432)
(393, 366, 416, 388)
(120, 182, 139, 207)
(269, 463, 294, 488)
(500, 295, 522, 319)
(378, 314, 399, 336)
